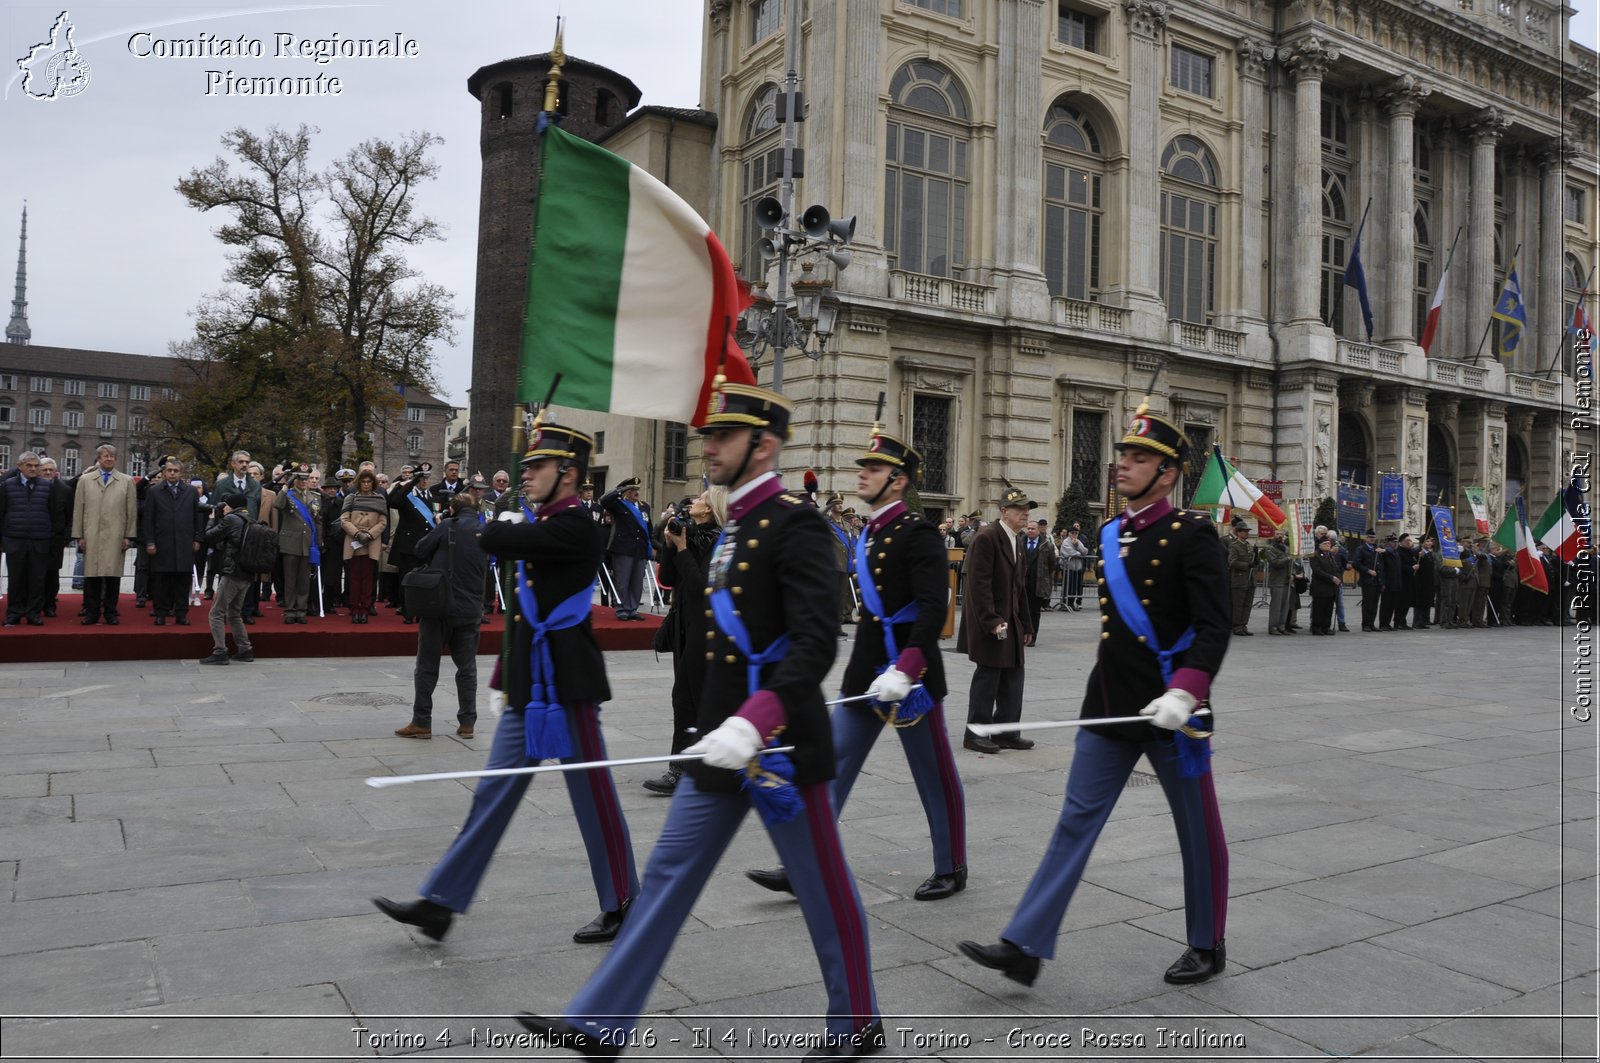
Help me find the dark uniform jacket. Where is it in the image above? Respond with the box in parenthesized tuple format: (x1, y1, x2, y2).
(600, 488, 652, 558)
(1376, 545, 1403, 589)
(956, 519, 1031, 668)
(690, 476, 838, 794)
(386, 482, 436, 557)
(140, 481, 206, 572)
(482, 496, 609, 707)
(1085, 500, 1230, 742)
(1226, 535, 1256, 588)
(428, 479, 466, 507)
(1310, 551, 1343, 598)
(204, 510, 249, 579)
(1352, 542, 1382, 587)
(843, 503, 949, 701)
(416, 512, 490, 624)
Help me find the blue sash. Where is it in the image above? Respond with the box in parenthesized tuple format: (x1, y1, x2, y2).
(407, 492, 436, 528)
(853, 531, 933, 725)
(707, 528, 790, 696)
(514, 561, 598, 761)
(1099, 518, 1210, 776)
(830, 521, 856, 575)
(620, 497, 653, 558)
(285, 490, 321, 567)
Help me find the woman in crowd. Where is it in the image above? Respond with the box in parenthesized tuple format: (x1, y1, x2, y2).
(1058, 526, 1089, 611)
(641, 486, 726, 795)
(340, 469, 389, 624)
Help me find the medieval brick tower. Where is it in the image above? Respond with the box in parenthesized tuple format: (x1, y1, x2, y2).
(465, 53, 641, 469)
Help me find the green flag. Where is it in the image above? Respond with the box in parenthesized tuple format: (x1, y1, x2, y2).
(1492, 505, 1518, 550)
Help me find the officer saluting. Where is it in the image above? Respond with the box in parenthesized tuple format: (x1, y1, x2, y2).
(746, 413, 968, 903)
(519, 382, 884, 1061)
(960, 409, 1232, 988)
(372, 422, 639, 947)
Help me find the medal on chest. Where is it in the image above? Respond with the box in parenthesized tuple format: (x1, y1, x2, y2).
(708, 522, 740, 590)
(1119, 531, 1136, 559)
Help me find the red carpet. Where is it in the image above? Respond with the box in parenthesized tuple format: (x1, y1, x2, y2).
(0, 594, 662, 663)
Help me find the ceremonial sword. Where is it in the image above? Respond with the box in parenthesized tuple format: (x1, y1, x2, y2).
(969, 708, 1212, 736)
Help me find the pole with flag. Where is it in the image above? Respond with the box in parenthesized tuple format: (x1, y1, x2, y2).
(1533, 478, 1589, 562)
(1545, 264, 1595, 379)
(1512, 495, 1550, 593)
(1419, 226, 1462, 357)
(1189, 445, 1287, 529)
(1474, 244, 1525, 364)
(1340, 197, 1375, 341)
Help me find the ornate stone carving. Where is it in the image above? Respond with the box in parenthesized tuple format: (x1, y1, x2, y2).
(1247, 371, 1274, 391)
(1430, 396, 1461, 421)
(1285, 35, 1339, 80)
(1508, 410, 1535, 435)
(1340, 378, 1376, 410)
(1123, 0, 1170, 39)
(909, 371, 960, 394)
(1467, 105, 1511, 145)
(1314, 405, 1332, 494)
(1536, 136, 1576, 171)
(1382, 74, 1430, 117)
(709, 0, 734, 31)
(1236, 37, 1273, 81)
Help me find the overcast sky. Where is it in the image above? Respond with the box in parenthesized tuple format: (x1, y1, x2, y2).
(0, 1, 1595, 407)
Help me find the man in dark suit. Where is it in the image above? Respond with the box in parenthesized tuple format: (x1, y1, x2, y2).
(1023, 518, 1059, 637)
(213, 451, 262, 519)
(745, 424, 969, 904)
(1309, 535, 1343, 634)
(394, 493, 489, 739)
(427, 459, 464, 505)
(518, 382, 884, 1059)
(37, 457, 73, 617)
(1352, 528, 1382, 631)
(0, 452, 66, 625)
(140, 459, 206, 625)
(386, 464, 436, 622)
(600, 476, 652, 620)
(957, 487, 1036, 753)
(1376, 533, 1406, 630)
(373, 423, 638, 946)
(959, 410, 1232, 990)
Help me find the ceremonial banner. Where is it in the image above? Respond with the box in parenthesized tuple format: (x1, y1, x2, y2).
(1284, 499, 1314, 556)
(1336, 481, 1368, 534)
(522, 124, 755, 423)
(1463, 486, 1491, 534)
(1255, 479, 1284, 538)
(1378, 474, 1405, 523)
(1514, 496, 1549, 591)
(1430, 505, 1462, 569)
(1190, 446, 1287, 528)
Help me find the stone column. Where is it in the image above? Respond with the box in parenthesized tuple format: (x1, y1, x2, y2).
(1382, 77, 1429, 348)
(1373, 386, 1431, 533)
(1121, 0, 1169, 308)
(1276, 370, 1339, 499)
(995, 0, 1050, 320)
(1530, 411, 1569, 503)
(835, 0, 886, 297)
(1537, 139, 1571, 378)
(705, 0, 733, 223)
(1466, 108, 1509, 360)
(1235, 37, 1273, 323)
(1285, 37, 1339, 324)
(1456, 399, 1507, 526)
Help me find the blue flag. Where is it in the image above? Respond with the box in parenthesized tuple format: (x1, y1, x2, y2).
(1378, 474, 1405, 523)
(1342, 208, 1374, 340)
(1491, 258, 1527, 357)
(1430, 505, 1461, 569)
(1336, 481, 1368, 535)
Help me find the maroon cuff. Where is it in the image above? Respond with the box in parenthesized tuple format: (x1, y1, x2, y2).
(894, 647, 928, 680)
(1169, 667, 1210, 703)
(489, 657, 503, 692)
(735, 690, 786, 738)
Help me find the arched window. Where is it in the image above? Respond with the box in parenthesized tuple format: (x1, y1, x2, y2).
(1042, 101, 1105, 300)
(1159, 135, 1219, 323)
(1414, 200, 1434, 343)
(1338, 411, 1372, 522)
(1426, 423, 1453, 509)
(595, 88, 620, 127)
(1565, 252, 1590, 378)
(1320, 168, 1351, 334)
(493, 82, 513, 120)
(1506, 435, 1528, 507)
(738, 83, 781, 277)
(886, 61, 971, 278)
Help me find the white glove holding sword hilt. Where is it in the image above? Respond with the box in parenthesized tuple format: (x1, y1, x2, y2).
(866, 666, 914, 704)
(496, 509, 525, 524)
(1140, 688, 1198, 731)
(684, 716, 763, 769)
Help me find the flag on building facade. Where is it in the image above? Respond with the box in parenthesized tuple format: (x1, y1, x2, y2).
(521, 124, 755, 423)
(1491, 257, 1528, 358)
(1534, 479, 1588, 562)
(1513, 496, 1549, 592)
(1190, 446, 1287, 528)
(1341, 202, 1374, 341)
(1419, 229, 1460, 356)
(1463, 486, 1490, 534)
(1569, 266, 1594, 338)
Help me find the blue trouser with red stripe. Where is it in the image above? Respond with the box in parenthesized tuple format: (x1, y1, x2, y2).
(830, 698, 966, 876)
(420, 700, 638, 914)
(1002, 727, 1227, 958)
(563, 776, 878, 1041)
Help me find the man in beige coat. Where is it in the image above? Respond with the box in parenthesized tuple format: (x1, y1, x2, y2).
(72, 444, 138, 625)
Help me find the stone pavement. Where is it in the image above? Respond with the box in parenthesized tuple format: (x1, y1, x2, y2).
(0, 611, 1594, 1061)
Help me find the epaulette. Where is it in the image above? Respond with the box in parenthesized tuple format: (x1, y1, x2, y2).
(1175, 508, 1216, 529)
(776, 493, 804, 507)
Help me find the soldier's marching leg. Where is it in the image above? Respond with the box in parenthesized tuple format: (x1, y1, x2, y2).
(894, 700, 967, 889)
(559, 701, 639, 940)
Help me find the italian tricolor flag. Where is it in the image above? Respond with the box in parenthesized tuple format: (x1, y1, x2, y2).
(1189, 445, 1287, 528)
(521, 124, 754, 424)
(1514, 496, 1550, 592)
(1419, 234, 1457, 357)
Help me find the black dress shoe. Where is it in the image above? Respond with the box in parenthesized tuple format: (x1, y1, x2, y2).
(994, 736, 1035, 750)
(513, 1015, 617, 1061)
(25, 615, 43, 626)
(372, 896, 452, 941)
(804, 1019, 886, 1060)
(105, 616, 119, 625)
(913, 866, 967, 901)
(154, 616, 166, 626)
(572, 898, 630, 943)
(175, 617, 191, 626)
(962, 734, 1000, 754)
(957, 939, 1040, 986)
(746, 867, 795, 894)
(43, 606, 55, 617)
(1163, 940, 1225, 984)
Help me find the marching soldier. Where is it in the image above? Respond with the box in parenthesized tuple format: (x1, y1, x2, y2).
(746, 423, 968, 903)
(959, 410, 1232, 989)
(519, 382, 883, 1060)
(372, 423, 639, 946)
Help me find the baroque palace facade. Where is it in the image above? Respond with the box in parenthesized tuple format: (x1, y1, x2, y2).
(689, 0, 1596, 529)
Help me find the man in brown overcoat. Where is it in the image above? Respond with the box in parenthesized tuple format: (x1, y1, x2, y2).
(957, 487, 1036, 753)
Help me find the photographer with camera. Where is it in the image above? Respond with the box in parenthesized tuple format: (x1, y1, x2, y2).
(198, 493, 255, 665)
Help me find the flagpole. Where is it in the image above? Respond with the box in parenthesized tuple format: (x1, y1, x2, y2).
(1543, 264, 1595, 379)
(1421, 226, 1463, 358)
(1471, 242, 1522, 366)
(1332, 197, 1373, 337)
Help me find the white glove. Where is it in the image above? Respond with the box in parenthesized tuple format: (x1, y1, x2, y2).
(1140, 689, 1198, 731)
(866, 666, 914, 703)
(488, 689, 506, 715)
(495, 510, 525, 524)
(685, 716, 763, 769)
